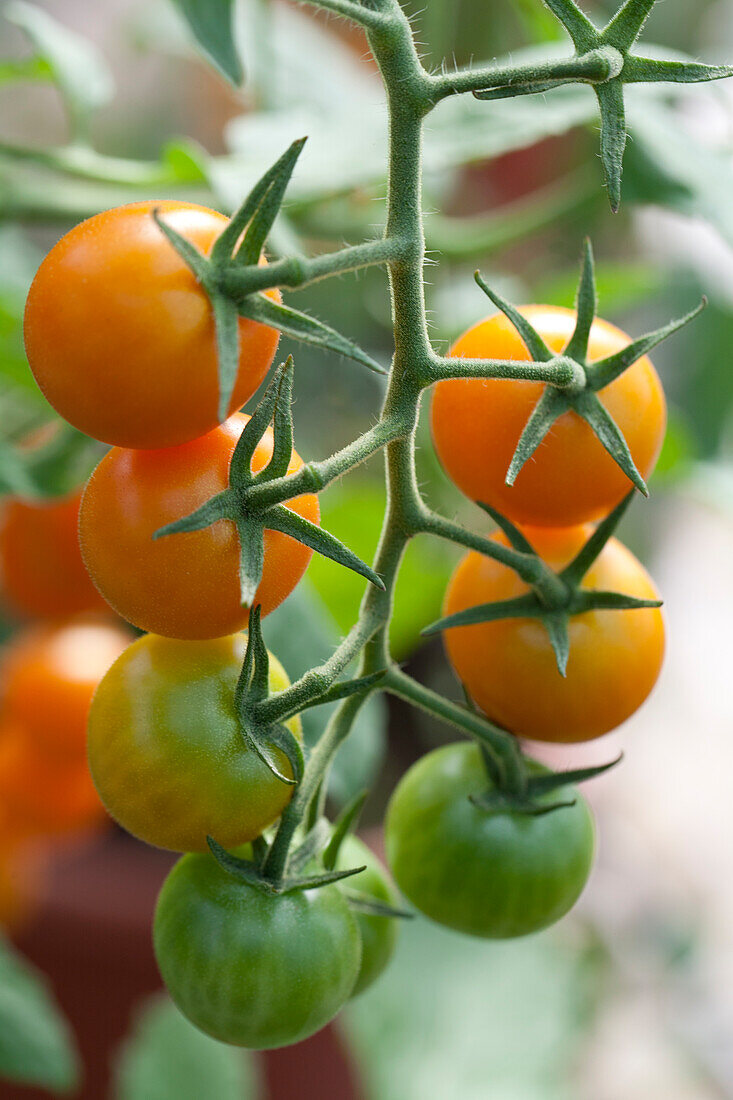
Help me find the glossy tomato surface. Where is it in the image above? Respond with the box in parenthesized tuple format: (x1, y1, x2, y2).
(24, 201, 280, 449)
(385, 742, 595, 938)
(87, 632, 301, 852)
(443, 526, 665, 742)
(154, 851, 361, 1048)
(2, 618, 130, 758)
(79, 413, 319, 640)
(431, 306, 666, 527)
(0, 492, 106, 619)
(336, 834, 399, 997)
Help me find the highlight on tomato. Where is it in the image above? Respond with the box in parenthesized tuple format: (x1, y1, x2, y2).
(153, 849, 362, 1048)
(385, 741, 595, 939)
(87, 632, 302, 853)
(442, 525, 665, 743)
(0, 491, 106, 619)
(431, 306, 666, 528)
(1, 618, 130, 760)
(79, 412, 319, 641)
(23, 201, 281, 450)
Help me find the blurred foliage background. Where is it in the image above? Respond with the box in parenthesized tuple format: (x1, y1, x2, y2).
(1, 0, 733, 1096)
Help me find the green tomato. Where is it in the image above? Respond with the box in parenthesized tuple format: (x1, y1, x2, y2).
(153, 850, 362, 1049)
(336, 835, 400, 997)
(87, 633, 301, 853)
(384, 742, 595, 939)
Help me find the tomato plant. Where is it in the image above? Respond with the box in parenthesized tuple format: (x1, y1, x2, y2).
(442, 525, 665, 742)
(385, 742, 595, 938)
(153, 849, 362, 1048)
(336, 834, 400, 997)
(431, 307, 667, 528)
(79, 413, 319, 640)
(24, 202, 281, 450)
(87, 632, 302, 852)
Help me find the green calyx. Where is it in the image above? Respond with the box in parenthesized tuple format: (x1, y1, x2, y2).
(470, 0, 733, 210)
(152, 137, 386, 426)
(474, 239, 704, 496)
(424, 491, 662, 675)
(153, 357, 385, 608)
(471, 744, 622, 817)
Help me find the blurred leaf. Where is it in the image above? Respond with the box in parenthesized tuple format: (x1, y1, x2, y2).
(625, 94, 733, 246)
(306, 482, 456, 660)
(160, 139, 209, 183)
(0, 55, 51, 84)
(5, 1, 113, 139)
(114, 993, 260, 1100)
(341, 918, 601, 1100)
(651, 408, 698, 485)
(170, 0, 244, 86)
(264, 581, 387, 806)
(534, 262, 665, 314)
(0, 937, 80, 1093)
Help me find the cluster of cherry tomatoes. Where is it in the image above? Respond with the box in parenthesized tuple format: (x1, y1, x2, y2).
(22, 200, 398, 1049)
(0, 488, 130, 926)
(15, 196, 668, 1049)
(385, 306, 666, 938)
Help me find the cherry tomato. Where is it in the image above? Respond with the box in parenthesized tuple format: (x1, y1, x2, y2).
(385, 742, 595, 938)
(79, 413, 319, 640)
(0, 838, 47, 931)
(0, 492, 107, 620)
(2, 619, 130, 759)
(153, 850, 361, 1048)
(443, 526, 665, 742)
(87, 632, 302, 853)
(24, 201, 281, 450)
(431, 306, 666, 527)
(337, 834, 400, 997)
(0, 722, 104, 838)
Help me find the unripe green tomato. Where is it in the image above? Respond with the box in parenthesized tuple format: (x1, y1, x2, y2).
(336, 835, 400, 997)
(385, 742, 595, 939)
(153, 850, 362, 1049)
(87, 633, 301, 853)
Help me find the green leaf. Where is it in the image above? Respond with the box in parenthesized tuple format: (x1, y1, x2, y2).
(0, 937, 80, 1093)
(114, 993, 261, 1100)
(6, 1, 113, 139)
(342, 917, 603, 1100)
(170, 0, 244, 86)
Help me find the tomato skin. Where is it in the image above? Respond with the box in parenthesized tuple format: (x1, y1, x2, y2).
(336, 835, 399, 997)
(431, 306, 666, 527)
(87, 633, 302, 853)
(79, 413, 319, 640)
(443, 526, 665, 743)
(2, 619, 130, 759)
(385, 742, 595, 939)
(0, 492, 107, 619)
(153, 851, 362, 1048)
(24, 201, 281, 450)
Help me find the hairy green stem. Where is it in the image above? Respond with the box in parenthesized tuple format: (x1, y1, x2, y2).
(427, 46, 624, 102)
(220, 238, 409, 295)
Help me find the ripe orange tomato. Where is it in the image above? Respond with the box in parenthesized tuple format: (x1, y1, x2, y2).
(0, 491, 107, 619)
(0, 723, 104, 837)
(0, 837, 47, 931)
(443, 526, 665, 742)
(79, 413, 319, 640)
(1, 619, 130, 759)
(24, 201, 281, 450)
(431, 306, 666, 527)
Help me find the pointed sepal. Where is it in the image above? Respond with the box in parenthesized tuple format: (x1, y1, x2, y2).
(264, 504, 385, 589)
(474, 272, 554, 361)
(561, 490, 635, 585)
(589, 299, 706, 391)
(322, 790, 369, 871)
(422, 593, 541, 637)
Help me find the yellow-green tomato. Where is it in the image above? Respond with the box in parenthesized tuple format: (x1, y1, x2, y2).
(87, 633, 301, 853)
(336, 835, 400, 997)
(154, 850, 362, 1049)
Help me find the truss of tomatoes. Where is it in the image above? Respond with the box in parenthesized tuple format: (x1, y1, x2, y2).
(20, 201, 666, 1050)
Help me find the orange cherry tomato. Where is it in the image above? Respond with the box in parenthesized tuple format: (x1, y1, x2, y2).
(79, 413, 319, 640)
(24, 201, 281, 449)
(1, 619, 130, 759)
(431, 306, 666, 527)
(0, 491, 107, 619)
(0, 723, 104, 837)
(0, 837, 47, 932)
(442, 526, 665, 742)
